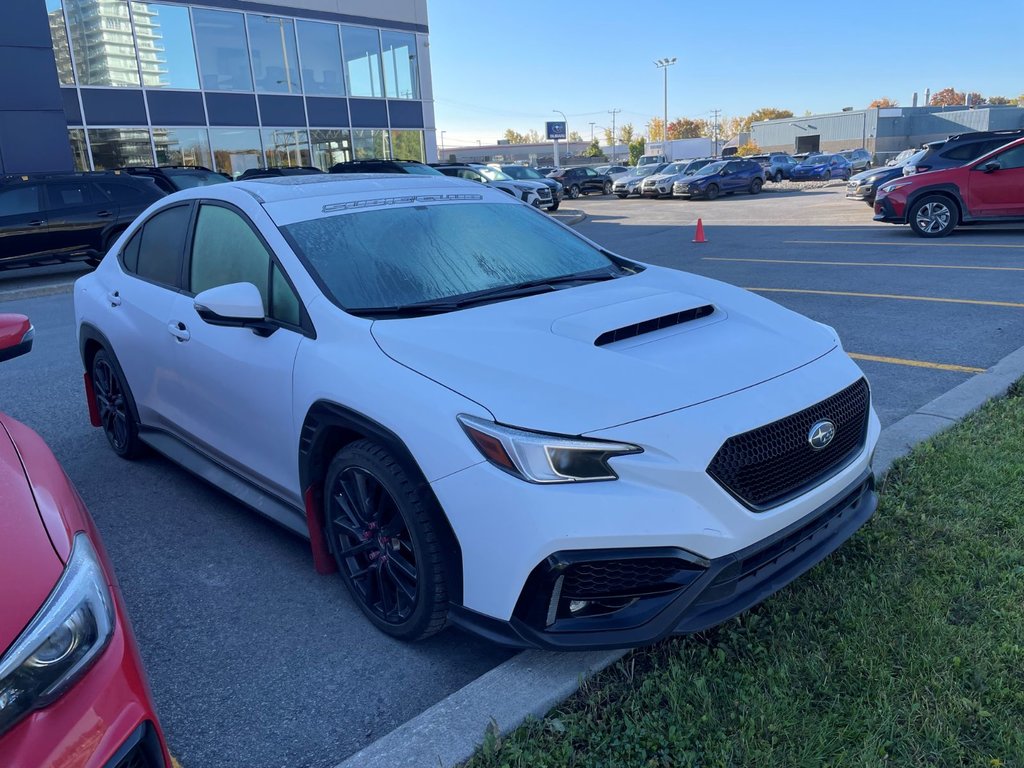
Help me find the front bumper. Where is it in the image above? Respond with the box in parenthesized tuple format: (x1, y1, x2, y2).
(873, 195, 905, 223)
(846, 183, 876, 201)
(451, 471, 877, 650)
(0, 613, 170, 768)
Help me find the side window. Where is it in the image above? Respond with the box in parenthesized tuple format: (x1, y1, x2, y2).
(0, 185, 41, 217)
(456, 169, 483, 182)
(944, 142, 989, 161)
(190, 204, 302, 325)
(98, 181, 148, 204)
(135, 204, 191, 286)
(45, 181, 96, 209)
(992, 144, 1024, 170)
(584, 168, 598, 176)
(122, 230, 141, 273)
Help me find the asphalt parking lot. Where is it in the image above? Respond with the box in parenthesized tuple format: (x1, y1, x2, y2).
(1, 183, 1022, 767)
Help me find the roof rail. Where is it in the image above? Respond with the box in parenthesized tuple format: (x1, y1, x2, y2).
(0, 169, 127, 183)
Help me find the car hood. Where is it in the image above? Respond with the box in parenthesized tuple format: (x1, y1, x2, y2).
(0, 418, 63, 655)
(851, 166, 900, 183)
(793, 164, 825, 171)
(371, 267, 837, 434)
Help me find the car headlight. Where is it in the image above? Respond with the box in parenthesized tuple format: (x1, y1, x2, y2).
(880, 180, 913, 194)
(458, 415, 642, 483)
(514, 184, 532, 193)
(0, 534, 114, 737)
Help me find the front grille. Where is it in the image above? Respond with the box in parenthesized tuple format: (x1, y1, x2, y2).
(562, 558, 695, 599)
(538, 187, 552, 199)
(707, 378, 870, 510)
(114, 742, 156, 768)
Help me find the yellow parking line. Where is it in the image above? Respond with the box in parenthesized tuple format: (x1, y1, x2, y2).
(784, 239, 1024, 249)
(705, 257, 1024, 272)
(746, 287, 1024, 309)
(171, 758, 183, 768)
(849, 353, 985, 374)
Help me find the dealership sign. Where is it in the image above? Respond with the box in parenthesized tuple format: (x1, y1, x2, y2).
(546, 121, 567, 140)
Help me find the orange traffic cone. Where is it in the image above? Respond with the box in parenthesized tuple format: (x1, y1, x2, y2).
(693, 218, 707, 243)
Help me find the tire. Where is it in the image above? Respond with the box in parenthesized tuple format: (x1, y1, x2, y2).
(547, 201, 560, 212)
(616, 193, 628, 199)
(704, 183, 720, 200)
(602, 181, 612, 195)
(325, 440, 448, 641)
(773, 170, 783, 183)
(749, 178, 763, 195)
(908, 194, 958, 238)
(823, 170, 831, 181)
(90, 349, 144, 460)
(568, 184, 581, 199)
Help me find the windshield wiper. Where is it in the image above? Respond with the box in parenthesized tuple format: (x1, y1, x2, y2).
(350, 267, 623, 318)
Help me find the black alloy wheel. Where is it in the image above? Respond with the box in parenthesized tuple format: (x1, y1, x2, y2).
(750, 178, 763, 194)
(773, 170, 783, 182)
(823, 170, 832, 180)
(91, 349, 143, 459)
(704, 183, 720, 200)
(568, 184, 581, 199)
(325, 441, 448, 640)
(908, 195, 958, 238)
(602, 180, 612, 195)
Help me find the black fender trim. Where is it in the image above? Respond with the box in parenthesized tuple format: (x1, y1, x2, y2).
(78, 323, 143, 428)
(298, 401, 464, 603)
(905, 183, 967, 221)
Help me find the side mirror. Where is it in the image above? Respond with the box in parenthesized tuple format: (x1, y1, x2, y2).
(194, 282, 275, 337)
(978, 161, 1000, 173)
(0, 314, 33, 363)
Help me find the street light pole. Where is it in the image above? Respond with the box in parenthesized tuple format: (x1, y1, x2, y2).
(654, 57, 676, 151)
(553, 109, 568, 166)
(589, 121, 595, 143)
(440, 130, 446, 161)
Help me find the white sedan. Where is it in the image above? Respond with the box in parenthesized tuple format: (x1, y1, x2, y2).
(74, 173, 879, 649)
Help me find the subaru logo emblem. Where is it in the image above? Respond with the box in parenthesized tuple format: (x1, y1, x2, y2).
(808, 420, 836, 450)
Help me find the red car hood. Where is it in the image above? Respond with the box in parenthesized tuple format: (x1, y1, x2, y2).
(0, 417, 63, 655)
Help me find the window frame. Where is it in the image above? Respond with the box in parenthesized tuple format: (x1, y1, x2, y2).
(117, 201, 195, 291)
(42, 179, 100, 211)
(183, 199, 314, 338)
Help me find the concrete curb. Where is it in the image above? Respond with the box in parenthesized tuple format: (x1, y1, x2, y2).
(336, 341, 1024, 768)
(0, 280, 76, 303)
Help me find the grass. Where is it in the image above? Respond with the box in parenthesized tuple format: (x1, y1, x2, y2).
(465, 383, 1024, 768)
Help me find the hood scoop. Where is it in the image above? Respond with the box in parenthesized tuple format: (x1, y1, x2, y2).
(595, 304, 715, 346)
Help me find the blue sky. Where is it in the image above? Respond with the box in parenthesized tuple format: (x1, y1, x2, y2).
(427, 0, 1024, 147)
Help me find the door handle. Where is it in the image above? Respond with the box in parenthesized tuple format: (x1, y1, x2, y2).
(167, 321, 190, 342)
(96, 210, 113, 218)
(28, 220, 45, 227)
(106, 290, 121, 307)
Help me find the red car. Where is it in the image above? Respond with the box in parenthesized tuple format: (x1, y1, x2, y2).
(0, 314, 171, 767)
(874, 136, 1024, 237)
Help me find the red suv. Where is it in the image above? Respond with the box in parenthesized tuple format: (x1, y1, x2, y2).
(0, 314, 171, 767)
(874, 136, 1024, 237)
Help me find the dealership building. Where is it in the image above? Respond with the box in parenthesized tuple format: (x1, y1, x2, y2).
(0, 0, 435, 177)
(751, 105, 1024, 162)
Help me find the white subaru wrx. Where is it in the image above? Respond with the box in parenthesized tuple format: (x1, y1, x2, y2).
(75, 174, 879, 649)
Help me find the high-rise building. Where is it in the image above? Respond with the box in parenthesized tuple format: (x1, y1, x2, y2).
(0, 0, 435, 175)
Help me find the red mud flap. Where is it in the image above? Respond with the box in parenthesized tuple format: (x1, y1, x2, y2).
(305, 486, 338, 574)
(83, 372, 101, 427)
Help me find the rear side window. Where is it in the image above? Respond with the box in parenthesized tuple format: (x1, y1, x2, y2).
(133, 204, 191, 287)
(943, 141, 1000, 161)
(98, 181, 149, 204)
(122, 230, 141, 272)
(45, 180, 96, 209)
(0, 185, 41, 217)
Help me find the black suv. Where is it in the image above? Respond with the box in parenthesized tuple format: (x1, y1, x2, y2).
(546, 166, 613, 198)
(0, 172, 163, 269)
(904, 130, 1024, 176)
(329, 159, 443, 175)
(120, 166, 228, 193)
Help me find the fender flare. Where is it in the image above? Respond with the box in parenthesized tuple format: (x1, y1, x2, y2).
(905, 183, 966, 221)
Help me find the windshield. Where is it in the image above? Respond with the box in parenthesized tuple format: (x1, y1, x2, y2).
(632, 165, 663, 178)
(693, 161, 726, 177)
(402, 164, 443, 176)
(663, 162, 687, 174)
(476, 167, 512, 182)
(165, 169, 228, 190)
(500, 166, 542, 180)
(283, 203, 615, 312)
(803, 155, 828, 165)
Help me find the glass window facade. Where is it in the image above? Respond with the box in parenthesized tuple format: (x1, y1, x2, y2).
(153, 128, 212, 167)
(381, 31, 418, 100)
(297, 21, 345, 97)
(342, 26, 383, 98)
(44, 1, 429, 172)
(131, 3, 200, 89)
(66, 0, 140, 87)
(210, 128, 263, 178)
(193, 8, 252, 92)
(247, 15, 301, 94)
(261, 129, 311, 168)
(88, 128, 154, 168)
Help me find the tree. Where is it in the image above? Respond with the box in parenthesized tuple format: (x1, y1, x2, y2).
(568, 130, 582, 142)
(602, 127, 614, 146)
(583, 140, 605, 159)
(987, 95, 1013, 105)
(744, 107, 794, 130)
(868, 97, 898, 108)
(628, 136, 646, 166)
(619, 123, 636, 144)
(720, 115, 745, 139)
(503, 128, 524, 144)
(735, 140, 762, 157)
(647, 117, 665, 142)
(666, 117, 709, 139)
(525, 129, 542, 144)
(930, 87, 965, 106)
